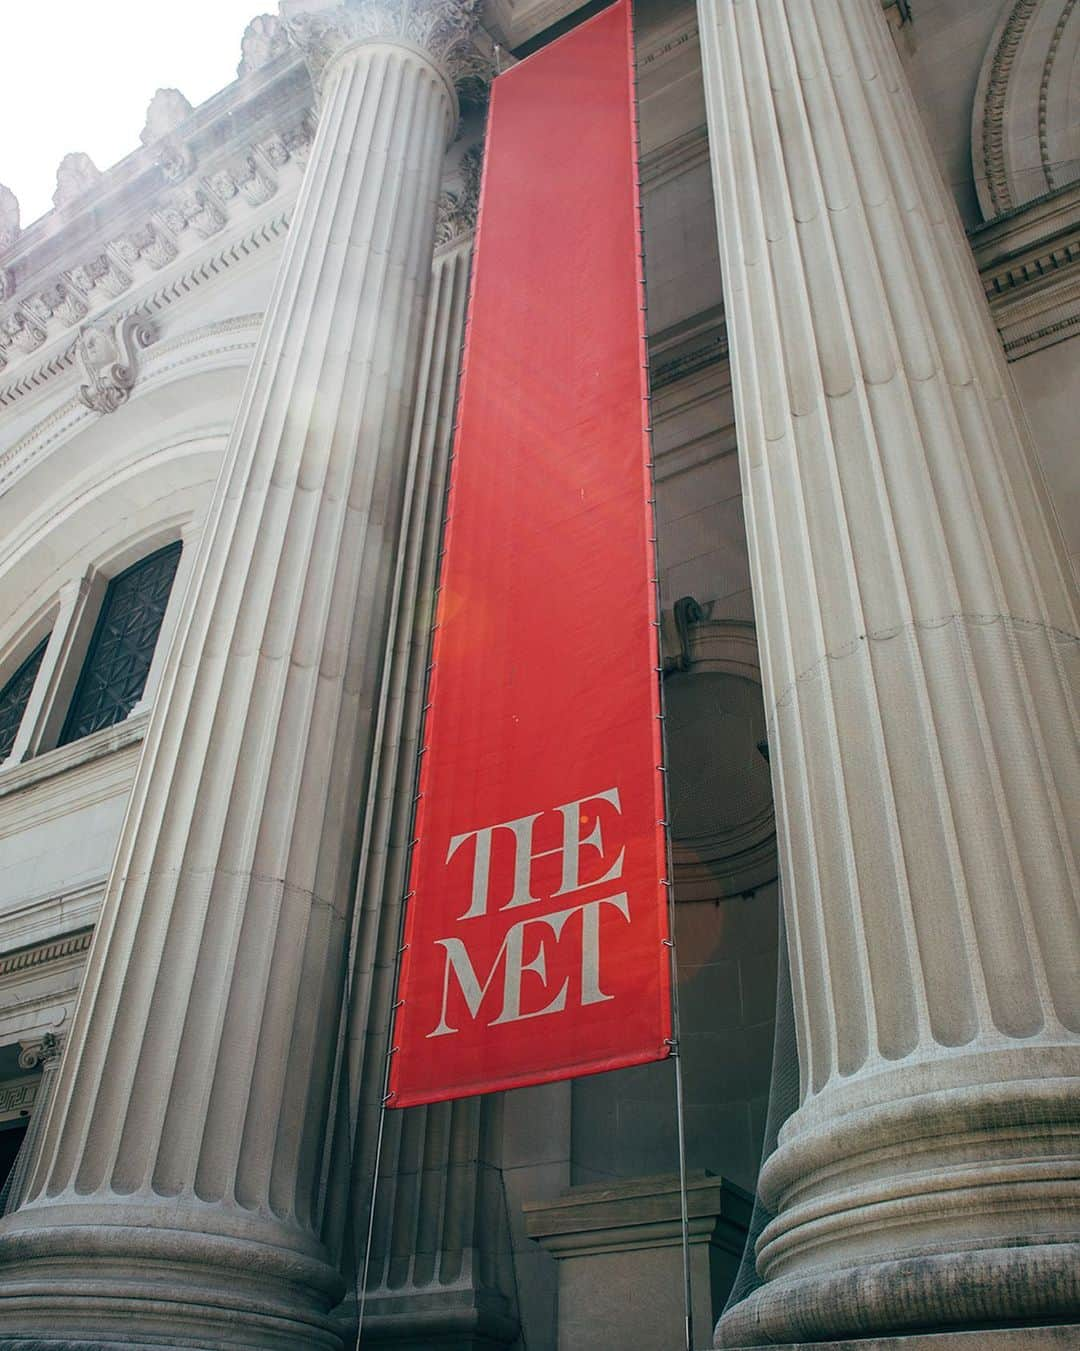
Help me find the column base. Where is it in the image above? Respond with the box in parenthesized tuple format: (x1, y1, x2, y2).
(336, 1284, 519, 1350)
(0, 1222, 345, 1350)
(717, 1328, 1079, 1350)
(715, 1245, 1080, 1349)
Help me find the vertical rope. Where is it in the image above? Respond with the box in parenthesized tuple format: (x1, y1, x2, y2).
(629, 2, 694, 1346)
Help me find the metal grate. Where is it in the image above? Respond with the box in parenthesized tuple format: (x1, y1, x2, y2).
(59, 541, 182, 746)
(0, 636, 50, 762)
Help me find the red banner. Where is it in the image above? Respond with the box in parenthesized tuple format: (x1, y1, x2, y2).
(388, 0, 670, 1108)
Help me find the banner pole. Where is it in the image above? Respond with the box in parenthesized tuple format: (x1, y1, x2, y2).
(629, 2, 694, 1347)
(354, 1073, 389, 1348)
(669, 945, 695, 1351)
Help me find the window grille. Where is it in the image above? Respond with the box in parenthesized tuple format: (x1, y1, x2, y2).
(0, 636, 50, 762)
(59, 541, 182, 746)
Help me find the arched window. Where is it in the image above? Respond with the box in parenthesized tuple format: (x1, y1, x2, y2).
(58, 541, 183, 747)
(0, 637, 50, 761)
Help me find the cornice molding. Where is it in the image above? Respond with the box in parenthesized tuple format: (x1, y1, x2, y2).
(0, 212, 289, 419)
(977, 0, 1042, 217)
(640, 125, 709, 191)
(0, 47, 314, 369)
(0, 711, 147, 804)
(0, 313, 262, 502)
(0, 882, 104, 969)
(0, 98, 311, 394)
(974, 179, 1080, 359)
(0, 935, 91, 982)
(649, 303, 728, 393)
(974, 0, 1080, 220)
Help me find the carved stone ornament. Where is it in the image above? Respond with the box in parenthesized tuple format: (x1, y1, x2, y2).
(285, 0, 493, 102)
(113, 223, 178, 270)
(0, 311, 46, 355)
(69, 253, 131, 300)
(212, 155, 277, 206)
(141, 88, 194, 145)
(18, 1032, 62, 1071)
(238, 14, 291, 76)
(157, 138, 196, 185)
(52, 153, 103, 209)
(25, 283, 87, 327)
(75, 313, 155, 415)
(435, 141, 482, 246)
(160, 189, 226, 240)
(0, 184, 19, 252)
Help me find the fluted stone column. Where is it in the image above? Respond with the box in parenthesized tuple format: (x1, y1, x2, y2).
(696, 1, 1080, 1345)
(318, 222, 519, 1346)
(0, 4, 483, 1347)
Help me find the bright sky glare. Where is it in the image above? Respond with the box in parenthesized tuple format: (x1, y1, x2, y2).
(2, 1, 271, 228)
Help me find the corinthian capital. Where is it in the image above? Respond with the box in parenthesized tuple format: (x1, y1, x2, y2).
(284, 0, 493, 104)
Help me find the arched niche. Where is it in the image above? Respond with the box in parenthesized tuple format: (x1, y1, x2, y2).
(664, 620, 776, 902)
(973, 0, 1080, 219)
(0, 317, 258, 636)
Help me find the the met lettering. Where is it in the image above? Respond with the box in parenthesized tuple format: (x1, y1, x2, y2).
(428, 893, 631, 1037)
(447, 788, 626, 921)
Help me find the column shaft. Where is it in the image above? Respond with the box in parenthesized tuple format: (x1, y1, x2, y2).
(321, 235, 518, 1345)
(0, 31, 457, 1351)
(695, 0, 1080, 1344)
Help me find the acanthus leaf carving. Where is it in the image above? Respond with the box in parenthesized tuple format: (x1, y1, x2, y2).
(0, 311, 46, 356)
(212, 156, 277, 207)
(435, 141, 482, 247)
(25, 283, 88, 327)
(68, 253, 131, 301)
(141, 90, 196, 184)
(53, 153, 103, 210)
(160, 188, 226, 240)
(141, 88, 194, 145)
(239, 14, 291, 76)
(113, 223, 178, 270)
(75, 313, 155, 415)
(285, 0, 491, 103)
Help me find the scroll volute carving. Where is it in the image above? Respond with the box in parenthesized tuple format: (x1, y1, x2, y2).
(75, 313, 155, 415)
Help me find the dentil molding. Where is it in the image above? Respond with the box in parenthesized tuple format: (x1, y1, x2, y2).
(974, 0, 1080, 219)
(974, 178, 1080, 359)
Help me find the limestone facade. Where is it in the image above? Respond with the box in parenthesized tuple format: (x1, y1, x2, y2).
(0, 2, 1074, 1348)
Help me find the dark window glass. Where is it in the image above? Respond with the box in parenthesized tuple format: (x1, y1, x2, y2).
(0, 636, 49, 762)
(59, 541, 182, 746)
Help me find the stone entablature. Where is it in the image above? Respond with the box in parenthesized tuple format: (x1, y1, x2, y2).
(0, 929, 92, 1062)
(974, 179, 1080, 359)
(0, 41, 314, 389)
